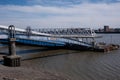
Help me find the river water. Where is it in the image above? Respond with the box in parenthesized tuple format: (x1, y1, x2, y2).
(1, 34, 120, 80)
(20, 33, 120, 80)
(96, 33, 120, 44)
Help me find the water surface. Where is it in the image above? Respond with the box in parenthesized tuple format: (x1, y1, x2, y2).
(1, 34, 120, 80)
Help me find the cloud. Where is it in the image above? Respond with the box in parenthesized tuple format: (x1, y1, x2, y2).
(0, 2, 120, 28)
(27, 0, 82, 6)
(27, 0, 120, 6)
(1, 3, 120, 15)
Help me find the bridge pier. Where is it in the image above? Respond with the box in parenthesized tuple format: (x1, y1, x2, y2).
(3, 25, 21, 67)
(91, 37, 96, 48)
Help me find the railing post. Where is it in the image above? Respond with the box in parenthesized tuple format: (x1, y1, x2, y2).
(3, 25, 21, 67)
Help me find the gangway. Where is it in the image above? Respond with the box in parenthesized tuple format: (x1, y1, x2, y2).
(0, 25, 96, 50)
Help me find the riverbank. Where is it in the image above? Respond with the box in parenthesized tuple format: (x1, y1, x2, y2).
(95, 32, 120, 34)
(0, 45, 69, 80)
(0, 60, 68, 80)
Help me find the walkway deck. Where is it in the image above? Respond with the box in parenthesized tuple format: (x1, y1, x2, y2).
(0, 25, 97, 50)
(0, 37, 93, 50)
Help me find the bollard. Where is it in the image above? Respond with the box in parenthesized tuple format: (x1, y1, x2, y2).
(3, 25, 21, 67)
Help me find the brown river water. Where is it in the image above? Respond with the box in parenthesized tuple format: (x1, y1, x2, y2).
(0, 34, 120, 80)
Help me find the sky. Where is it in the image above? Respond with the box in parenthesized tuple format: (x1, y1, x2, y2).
(0, 0, 120, 29)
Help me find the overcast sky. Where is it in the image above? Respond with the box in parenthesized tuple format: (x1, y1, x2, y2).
(0, 0, 120, 29)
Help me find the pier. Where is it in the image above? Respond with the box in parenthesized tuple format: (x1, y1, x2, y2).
(0, 25, 98, 50)
(3, 25, 21, 67)
(0, 25, 119, 67)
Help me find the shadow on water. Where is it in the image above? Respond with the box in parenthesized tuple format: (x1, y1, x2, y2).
(20, 49, 78, 61)
(17, 48, 50, 55)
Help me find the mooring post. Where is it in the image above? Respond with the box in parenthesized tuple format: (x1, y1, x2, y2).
(3, 25, 21, 67)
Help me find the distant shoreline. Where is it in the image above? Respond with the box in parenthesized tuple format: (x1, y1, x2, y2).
(95, 32, 120, 34)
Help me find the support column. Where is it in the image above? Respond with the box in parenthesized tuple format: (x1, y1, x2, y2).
(3, 25, 21, 67)
(92, 37, 96, 48)
(26, 26, 31, 38)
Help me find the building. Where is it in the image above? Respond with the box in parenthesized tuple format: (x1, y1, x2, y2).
(115, 28, 120, 32)
(94, 25, 120, 33)
(104, 25, 110, 32)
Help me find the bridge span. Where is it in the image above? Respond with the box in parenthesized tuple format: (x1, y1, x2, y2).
(0, 25, 100, 50)
(0, 25, 119, 67)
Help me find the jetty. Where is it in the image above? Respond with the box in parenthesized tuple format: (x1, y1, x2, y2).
(0, 25, 119, 67)
(0, 25, 119, 51)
